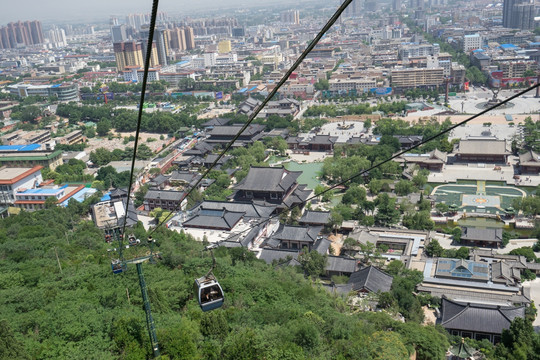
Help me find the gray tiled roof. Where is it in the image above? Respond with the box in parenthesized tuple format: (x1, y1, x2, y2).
(491, 261, 520, 285)
(283, 185, 311, 208)
(183, 208, 244, 230)
(234, 166, 301, 192)
(189, 200, 275, 219)
(202, 117, 231, 127)
(145, 189, 184, 202)
(272, 224, 322, 243)
(299, 210, 331, 225)
(258, 248, 300, 264)
(208, 124, 265, 137)
(440, 297, 525, 334)
(326, 256, 358, 274)
(462, 227, 503, 242)
(225, 225, 261, 247)
(313, 237, 331, 254)
(519, 150, 540, 166)
(348, 266, 393, 293)
(454, 139, 510, 155)
(149, 174, 169, 186)
(169, 171, 200, 185)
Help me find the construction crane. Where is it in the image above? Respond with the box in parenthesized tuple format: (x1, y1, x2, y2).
(107, 227, 160, 358)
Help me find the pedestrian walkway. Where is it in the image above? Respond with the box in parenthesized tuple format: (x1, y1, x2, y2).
(476, 180, 486, 195)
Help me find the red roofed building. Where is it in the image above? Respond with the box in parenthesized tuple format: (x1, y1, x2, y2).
(0, 165, 43, 206)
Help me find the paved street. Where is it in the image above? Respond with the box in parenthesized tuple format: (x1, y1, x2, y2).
(523, 278, 540, 329)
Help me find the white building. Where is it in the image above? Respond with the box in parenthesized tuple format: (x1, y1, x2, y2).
(463, 34, 482, 52)
(122, 67, 160, 82)
(0, 166, 43, 206)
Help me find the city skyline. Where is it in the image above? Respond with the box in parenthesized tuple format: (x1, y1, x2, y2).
(0, 0, 314, 25)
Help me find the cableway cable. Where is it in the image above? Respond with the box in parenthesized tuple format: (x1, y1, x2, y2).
(121, 0, 160, 237)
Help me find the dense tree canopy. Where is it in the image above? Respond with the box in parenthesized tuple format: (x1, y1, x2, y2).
(0, 206, 460, 359)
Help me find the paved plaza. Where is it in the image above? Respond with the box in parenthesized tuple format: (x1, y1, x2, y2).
(428, 164, 540, 187)
(448, 88, 540, 115)
(449, 124, 520, 141)
(319, 121, 366, 143)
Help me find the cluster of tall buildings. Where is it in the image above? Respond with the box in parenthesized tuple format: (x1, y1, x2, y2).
(47, 27, 67, 48)
(503, 0, 535, 30)
(167, 27, 195, 51)
(124, 12, 168, 30)
(280, 10, 300, 24)
(112, 25, 195, 71)
(113, 41, 159, 71)
(0, 20, 44, 49)
(188, 18, 238, 36)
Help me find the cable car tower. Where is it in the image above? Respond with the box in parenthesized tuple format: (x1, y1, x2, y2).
(106, 226, 160, 358)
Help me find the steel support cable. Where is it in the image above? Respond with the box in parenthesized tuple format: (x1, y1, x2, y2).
(121, 0, 160, 237)
(148, 0, 354, 235)
(210, 84, 540, 243)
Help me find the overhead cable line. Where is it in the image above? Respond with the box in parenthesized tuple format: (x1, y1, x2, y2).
(121, 0, 160, 237)
(216, 84, 540, 242)
(148, 0, 354, 235)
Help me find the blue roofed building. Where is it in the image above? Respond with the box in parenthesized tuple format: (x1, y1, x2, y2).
(14, 184, 85, 211)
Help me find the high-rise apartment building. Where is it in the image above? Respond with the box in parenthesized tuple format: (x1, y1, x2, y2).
(340, 0, 363, 17)
(114, 41, 158, 71)
(167, 26, 195, 51)
(0, 20, 44, 49)
(111, 24, 128, 43)
(184, 26, 195, 50)
(503, 0, 535, 30)
(168, 28, 186, 50)
(47, 27, 67, 48)
(280, 10, 300, 24)
(139, 28, 170, 66)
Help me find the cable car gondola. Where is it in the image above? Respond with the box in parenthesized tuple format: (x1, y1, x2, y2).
(128, 234, 140, 246)
(195, 274, 224, 311)
(111, 259, 126, 274)
(195, 244, 224, 311)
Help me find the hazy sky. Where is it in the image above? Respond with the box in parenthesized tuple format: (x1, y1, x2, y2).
(0, 0, 307, 24)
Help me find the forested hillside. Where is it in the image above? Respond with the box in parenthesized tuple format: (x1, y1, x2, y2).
(0, 206, 473, 359)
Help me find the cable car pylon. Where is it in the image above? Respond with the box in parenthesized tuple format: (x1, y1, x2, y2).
(107, 228, 160, 358)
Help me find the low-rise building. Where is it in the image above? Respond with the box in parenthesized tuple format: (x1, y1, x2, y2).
(390, 67, 444, 89)
(347, 266, 394, 294)
(439, 297, 525, 343)
(92, 189, 138, 228)
(232, 166, 311, 211)
(144, 189, 186, 211)
(14, 184, 85, 211)
(0, 165, 43, 205)
(299, 210, 331, 227)
(7, 82, 79, 101)
(461, 227, 503, 248)
(519, 150, 540, 174)
(0, 145, 62, 170)
(453, 138, 511, 163)
(395, 149, 447, 171)
(263, 224, 325, 251)
(56, 130, 84, 145)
